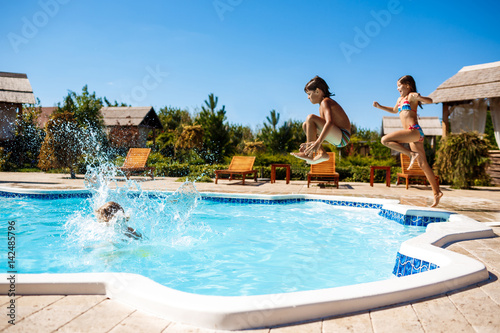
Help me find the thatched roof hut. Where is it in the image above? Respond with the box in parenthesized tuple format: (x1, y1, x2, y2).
(100, 106, 162, 127)
(429, 61, 500, 137)
(100, 106, 163, 148)
(430, 61, 500, 103)
(0, 71, 36, 140)
(0, 72, 36, 104)
(429, 61, 500, 185)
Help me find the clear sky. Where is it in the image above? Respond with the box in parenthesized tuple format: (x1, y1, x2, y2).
(2, 0, 499, 133)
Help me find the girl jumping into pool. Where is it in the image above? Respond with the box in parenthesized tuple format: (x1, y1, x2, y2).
(291, 76, 351, 164)
(373, 75, 443, 207)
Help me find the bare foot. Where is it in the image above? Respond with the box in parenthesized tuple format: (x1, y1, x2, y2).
(308, 152, 330, 165)
(290, 152, 312, 162)
(407, 152, 419, 170)
(430, 191, 443, 208)
(291, 151, 330, 164)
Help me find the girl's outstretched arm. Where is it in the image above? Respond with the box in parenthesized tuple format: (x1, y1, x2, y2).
(412, 93, 433, 104)
(373, 101, 398, 113)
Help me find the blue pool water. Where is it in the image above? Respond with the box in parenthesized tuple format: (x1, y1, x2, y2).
(0, 185, 426, 296)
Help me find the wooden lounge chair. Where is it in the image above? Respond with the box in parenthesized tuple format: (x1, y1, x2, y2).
(120, 148, 155, 180)
(307, 152, 339, 188)
(396, 154, 439, 189)
(215, 156, 257, 185)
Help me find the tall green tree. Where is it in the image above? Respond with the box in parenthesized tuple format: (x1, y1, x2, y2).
(196, 94, 230, 163)
(157, 106, 192, 131)
(156, 106, 193, 157)
(228, 124, 255, 155)
(266, 109, 280, 131)
(57, 85, 109, 161)
(103, 97, 128, 107)
(58, 85, 104, 131)
(258, 110, 304, 154)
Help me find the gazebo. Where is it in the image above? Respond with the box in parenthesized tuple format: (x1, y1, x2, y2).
(429, 60, 500, 142)
(0, 71, 36, 141)
(99, 106, 163, 148)
(429, 60, 500, 185)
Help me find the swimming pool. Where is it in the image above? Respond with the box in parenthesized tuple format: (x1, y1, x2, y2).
(0, 188, 425, 296)
(0, 187, 494, 330)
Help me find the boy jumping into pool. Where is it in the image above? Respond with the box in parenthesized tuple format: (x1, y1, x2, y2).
(291, 76, 351, 164)
(96, 201, 142, 239)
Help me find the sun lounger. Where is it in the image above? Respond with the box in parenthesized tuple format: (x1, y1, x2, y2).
(396, 154, 439, 189)
(215, 156, 257, 185)
(120, 148, 155, 180)
(307, 152, 339, 188)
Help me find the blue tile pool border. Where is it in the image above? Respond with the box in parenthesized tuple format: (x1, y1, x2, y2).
(378, 208, 448, 227)
(393, 252, 439, 277)
(0, 190, 91, 200)
(201, 197, 449, 228)
(200, 196, 384, 209)
(0, 190, 448, 228)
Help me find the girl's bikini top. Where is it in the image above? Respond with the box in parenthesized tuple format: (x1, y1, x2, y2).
(398, 99, 417, 113)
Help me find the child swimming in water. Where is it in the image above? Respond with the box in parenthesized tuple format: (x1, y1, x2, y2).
(96, 201, 142, 239)
(373, 75, 443, 207)
(291, 76, 351, 164)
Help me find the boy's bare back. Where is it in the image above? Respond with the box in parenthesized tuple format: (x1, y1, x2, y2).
(320, 98, 350, 131)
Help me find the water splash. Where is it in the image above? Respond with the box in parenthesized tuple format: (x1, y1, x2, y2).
(64, 126, 203, 252)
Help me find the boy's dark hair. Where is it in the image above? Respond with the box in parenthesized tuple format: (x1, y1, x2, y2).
(398, 75, 422, 108)
(96, 201, 124, 222)
(304, 76, 334, 97)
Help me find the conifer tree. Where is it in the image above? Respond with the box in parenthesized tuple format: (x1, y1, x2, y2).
(196, 94, 230, 163)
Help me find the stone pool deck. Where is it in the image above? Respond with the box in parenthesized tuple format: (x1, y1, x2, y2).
(1, 172, 500, 332)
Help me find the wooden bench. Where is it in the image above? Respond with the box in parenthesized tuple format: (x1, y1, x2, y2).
(396, 154, 438, 189)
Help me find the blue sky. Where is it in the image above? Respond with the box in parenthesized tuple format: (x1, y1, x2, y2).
(1, 0, 499, 132)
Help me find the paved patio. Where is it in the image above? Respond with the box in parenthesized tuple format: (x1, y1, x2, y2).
(1, 172, 500, 332)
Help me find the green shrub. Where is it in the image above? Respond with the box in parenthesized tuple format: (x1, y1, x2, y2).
(153, 162, 225, 178)
(338, 155, 397, 167)
(254, 153, 299, 167)
(0, 147, 11, 171)
(147, 152, 171, 165)
(434, 132, 490, 189)
(333, 165, 399, 183)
